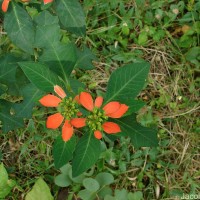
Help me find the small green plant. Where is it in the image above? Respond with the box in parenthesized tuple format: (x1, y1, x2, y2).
(0, 0, 158, 177)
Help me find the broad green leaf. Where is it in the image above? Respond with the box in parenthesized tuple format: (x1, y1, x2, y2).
(0, 54, 23, 95)
(18, 61, 62, 92)
(53, 135, 76, 169)
(104, 62, 150, 104)
(34, 10, 59, 26)
(0, 100, 24, 132)
(55, 0, 86, 35)
(112, 114, 158, 147)
(83, 178, 100, 192)
(72, 133, 101, 177)
(0, 163, 16, 198)
(13, 84, 44, 118)
(39, 43, 77, 82)
(25, 178, 53, 200)
(95, 172, 114, 187)
(4, 2, 34, 54)
(34, 11, 77, 82)
(75, 47, 96, 70)
(34, 11, 60, 48)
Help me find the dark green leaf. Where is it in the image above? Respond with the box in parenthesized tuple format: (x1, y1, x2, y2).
(39, 43, 77, 82)
(53, 136, 76, 169)
(104, 62, 150, 104)
(72, 133, 101, 177)
(4, 2, 34, 54)
(0, 54, 23, 95)
(55, 0, 86, 35)
(75, 47, 96, 70)
(112, 114, 158, 147)
(34, 11, 61, 48)
(0, 100, 24, 132)
(18, 61, 62, 92)
(13, 84, 43, 118)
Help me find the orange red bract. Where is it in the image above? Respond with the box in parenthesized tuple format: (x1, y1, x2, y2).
(2, 0, 10, 12)
(39, 85, 85, 142)
(78, 92, 129, 139)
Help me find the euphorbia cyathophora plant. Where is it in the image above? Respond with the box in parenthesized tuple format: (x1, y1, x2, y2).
(0, 0, 158, 177)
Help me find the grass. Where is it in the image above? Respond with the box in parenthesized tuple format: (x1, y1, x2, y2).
(0, 0, 200, 199)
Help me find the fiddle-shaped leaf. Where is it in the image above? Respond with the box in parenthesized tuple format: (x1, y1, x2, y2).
(104, 62, 150, 104)
(55, 0, 86, 36)
(0, 100, 24, 132)
(72, 132, 101, 177)
(53, 136, 76, 169)
(112, 114, 158, 148)
(18, 61, 62, 92)
(4, 2, 34, 54)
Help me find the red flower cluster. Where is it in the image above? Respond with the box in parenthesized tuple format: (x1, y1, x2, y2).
(39, 86, 129, 142)
(78, 92, 129, 139)
(39, 85, 86, 142)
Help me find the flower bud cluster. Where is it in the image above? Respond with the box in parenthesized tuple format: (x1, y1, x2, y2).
(87, 107, 108, 131)
(57, 97, 79, 120)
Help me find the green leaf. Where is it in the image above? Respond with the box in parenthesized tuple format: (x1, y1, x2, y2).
(115, 189, 128, 199)
(34, 11, 61, 48)
(104, 62, 150, 104)
(112, 114, 158, 147)
(75, 47, 96, 70)
(185, 47, 200, 66)
(4, 2, 34, 54)
(39, 43, 77, 81)
(0, 54, 23, 95)
(72, 133, 101, 177)
(128, 191, 143, 200)
(78, 189, 95, 200)
(55, 174, 72, 187)
(95, 172, 114, 187)
(0, 100, 24, 132)
(25, 178, 53, 200)
(138, 32, 148, 45)
(0, 163, 16, 198)
(83, 178, 100, 192)
(34, 11, 77, 82)
(53, 135, 76, 169)
(18, 61, 62, 92)
(13, 84, 43, 118)
(55, 0, 86, 35)
(97, 187, 113, 199)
